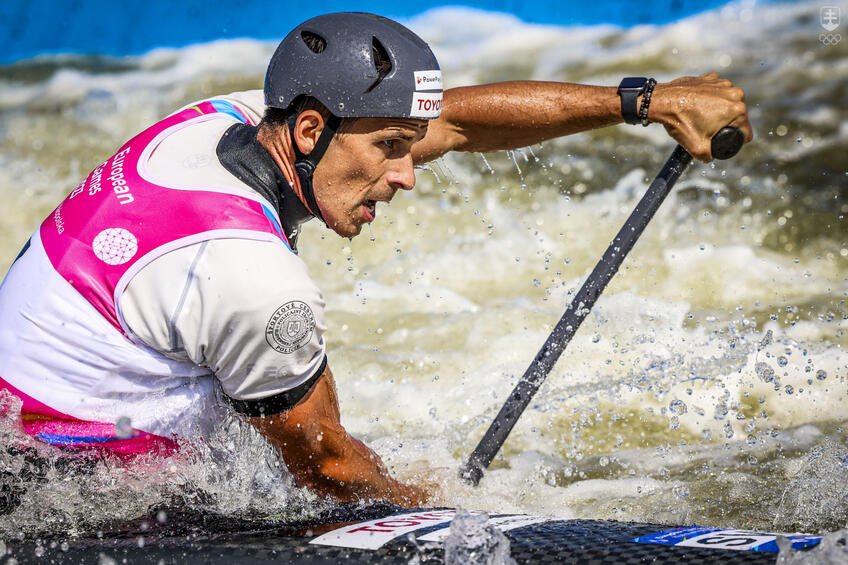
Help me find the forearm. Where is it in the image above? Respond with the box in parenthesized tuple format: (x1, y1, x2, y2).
(272, 419, 420, 504)
(416, 81, 622, 163)
(249, 366, 427, 506)
(416, 74, 752, 164)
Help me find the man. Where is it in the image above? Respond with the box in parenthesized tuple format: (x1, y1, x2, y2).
(0, 13, 751, 507)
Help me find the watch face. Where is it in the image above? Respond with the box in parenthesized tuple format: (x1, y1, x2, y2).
(619, 77, 648, 90)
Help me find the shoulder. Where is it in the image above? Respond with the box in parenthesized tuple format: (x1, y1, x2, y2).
(145, 113, 251, 195)
(145, 91, 268, 196)
(200, 238, 321, 299)
(212, 90, 266, 124)
(170, 90, 266, 125)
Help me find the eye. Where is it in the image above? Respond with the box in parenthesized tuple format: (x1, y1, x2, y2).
(382, 139, 395, 149)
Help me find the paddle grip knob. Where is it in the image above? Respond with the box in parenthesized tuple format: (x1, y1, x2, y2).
(710, 126, 744, 160)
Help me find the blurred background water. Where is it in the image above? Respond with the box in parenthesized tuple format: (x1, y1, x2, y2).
(0, 0, 846, 542)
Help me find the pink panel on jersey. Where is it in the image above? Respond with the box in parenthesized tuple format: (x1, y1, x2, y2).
(0, 377, 179, 458)
(39, 100, 287, 335)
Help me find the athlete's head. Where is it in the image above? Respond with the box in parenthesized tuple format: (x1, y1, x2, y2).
(260, 13, 442, 237)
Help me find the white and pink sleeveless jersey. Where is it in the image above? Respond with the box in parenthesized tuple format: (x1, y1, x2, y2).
(0, 95, 325, 457)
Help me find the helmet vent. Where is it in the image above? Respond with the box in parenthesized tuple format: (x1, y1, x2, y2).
(364, 36, 392, 93)
(301, 31, 327, 54)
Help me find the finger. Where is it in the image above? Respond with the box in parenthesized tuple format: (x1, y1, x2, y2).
(692, 139, 714, 163)
(730, 112, 755, 143)
(725, 86, 744, 101)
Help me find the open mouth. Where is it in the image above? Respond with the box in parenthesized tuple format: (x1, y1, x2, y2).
(363, 200, 377, 222)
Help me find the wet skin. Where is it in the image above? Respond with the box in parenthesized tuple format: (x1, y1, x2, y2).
(311, 118, 428, 238)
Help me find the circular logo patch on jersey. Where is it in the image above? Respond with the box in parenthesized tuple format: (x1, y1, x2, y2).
(92, 228, 138, 265)
(265, 301, 315, 354)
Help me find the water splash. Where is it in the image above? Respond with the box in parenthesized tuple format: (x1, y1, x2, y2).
(0, 402, 319, 539)
(774, 437, 848, 532)
(776, 529, 848, 564)
(480, 154, 494, 174)
(415, 164, 442, 184)
(505, 150, 523, 179)
(434, 158, 458, 186)
(444, 509, 516, 565)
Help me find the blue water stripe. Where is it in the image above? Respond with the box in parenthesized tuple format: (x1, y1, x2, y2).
(261, 205, 290, 249)
(36, 433, 142, 445)
(210, 100, 248, 123)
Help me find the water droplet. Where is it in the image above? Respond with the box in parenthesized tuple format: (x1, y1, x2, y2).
(591, 334, 601, 343)
(755, 362, 775, 383)
(98, 553, 118, 565)
(115, 416, 132, 438)
(759, 329, 773, 348)
(599, 456, 609, 467)
(816, 369, 827, 381)
(669, 399, 687, 415)
(777, 356, 788, 367)
(669, 416, 680, 430)
(784, 385, 794, 395)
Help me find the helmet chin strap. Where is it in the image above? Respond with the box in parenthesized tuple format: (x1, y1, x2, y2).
(287, 113, 342, 226)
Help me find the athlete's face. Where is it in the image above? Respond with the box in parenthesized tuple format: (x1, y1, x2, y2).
(312, 118, 427, 238)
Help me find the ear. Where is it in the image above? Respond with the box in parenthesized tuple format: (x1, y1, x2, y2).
(292, 110, 325, 156)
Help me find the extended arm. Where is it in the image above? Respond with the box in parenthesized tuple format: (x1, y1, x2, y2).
(250, 363, 428, 506)
(413, 73, 752, 164)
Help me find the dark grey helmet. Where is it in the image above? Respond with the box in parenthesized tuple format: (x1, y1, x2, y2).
(265, 12, 442, 120)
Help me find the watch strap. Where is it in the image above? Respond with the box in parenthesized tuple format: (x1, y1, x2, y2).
(617, 77, 647, 125)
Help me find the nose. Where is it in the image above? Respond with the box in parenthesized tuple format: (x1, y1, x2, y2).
(387, 153, 416, 191)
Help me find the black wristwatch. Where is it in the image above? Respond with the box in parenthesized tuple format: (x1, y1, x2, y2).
(617, 77, 648, 125)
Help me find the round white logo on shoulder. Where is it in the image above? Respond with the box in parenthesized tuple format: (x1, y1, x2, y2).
(265, 301, 315, 354)
(92, 228, 138, 265)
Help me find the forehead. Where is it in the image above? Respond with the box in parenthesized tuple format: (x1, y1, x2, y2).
(347, 117, 428, 139)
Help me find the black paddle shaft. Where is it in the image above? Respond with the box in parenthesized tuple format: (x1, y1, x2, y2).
(461, 127, 744, 486)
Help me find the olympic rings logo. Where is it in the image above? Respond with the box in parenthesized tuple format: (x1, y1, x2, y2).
(819, 33, 842, 45)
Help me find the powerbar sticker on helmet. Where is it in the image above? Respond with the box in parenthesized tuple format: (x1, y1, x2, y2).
(414, 70, 442, 91)
(410, 92, 442, 119)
